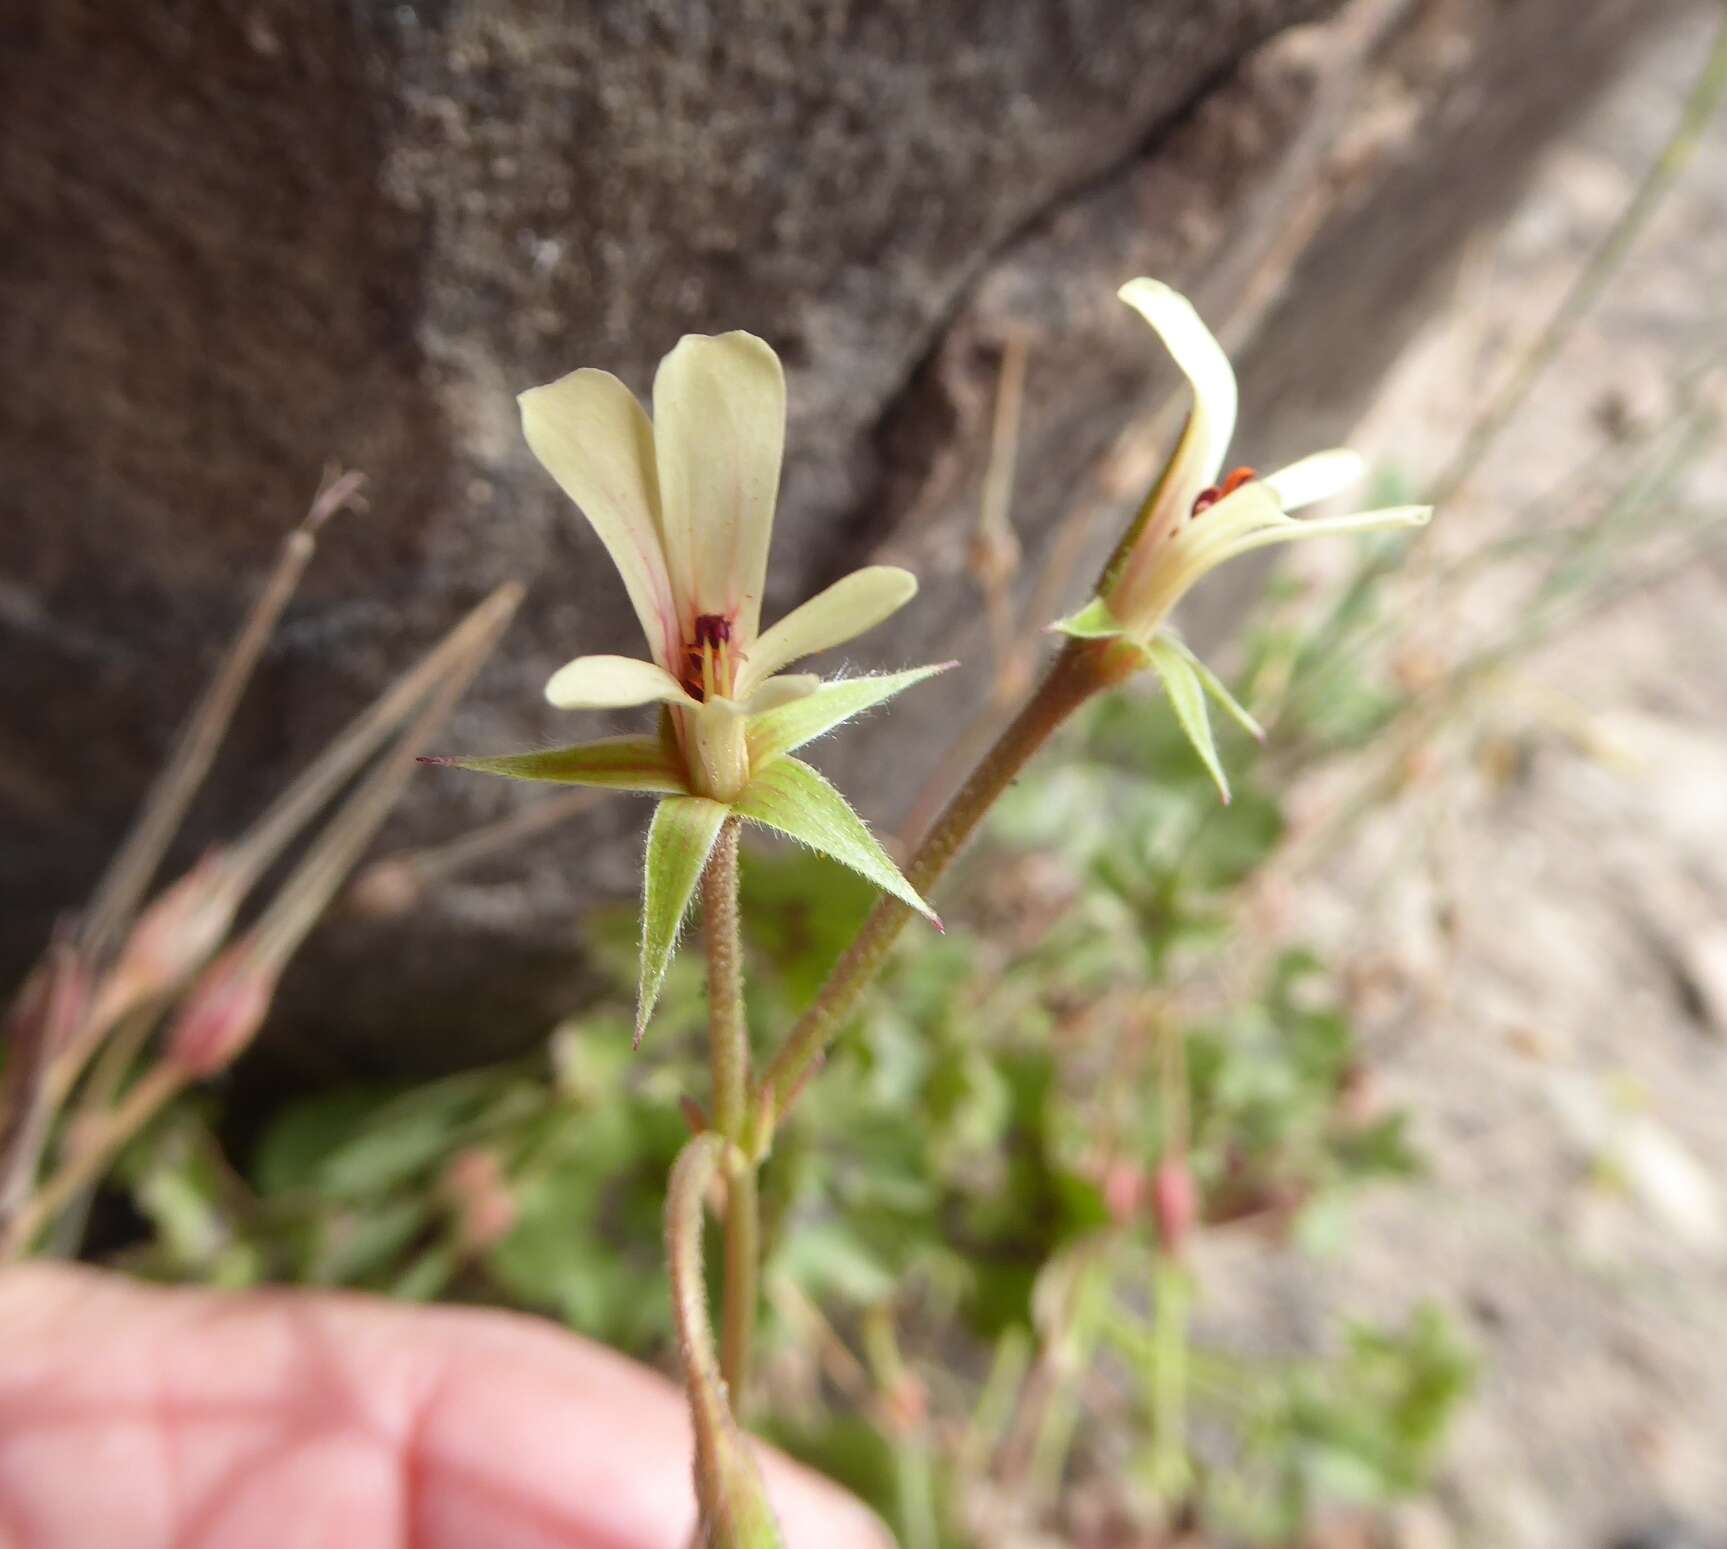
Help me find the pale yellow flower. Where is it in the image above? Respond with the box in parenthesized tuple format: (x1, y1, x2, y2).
(520, 332, 920, 802)
(1058, 279, 1433, 798)
(433, 331, 945, 1039)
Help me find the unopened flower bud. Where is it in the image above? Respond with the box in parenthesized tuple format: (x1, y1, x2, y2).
(165, 944, 277, 1077)
(5, 938, 90, 1063)
(1152, 1156, 1198, 1259)
(94, 854, 243, 1028)
(442, 1147, 518, 1253)
(1102, 1159, 1150, 1227)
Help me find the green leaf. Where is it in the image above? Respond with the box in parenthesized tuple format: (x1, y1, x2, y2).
(1142, 636, 1231, 803)
(1161, 632, 1264, 742)
(639, 796, 730, 1044)
(733, 757, 939, 926)
(745, 664, 952, 770)
(1050, 596, 1124, 639)
(426, 735, 687, 794)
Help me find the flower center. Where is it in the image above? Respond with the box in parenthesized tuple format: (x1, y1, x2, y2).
(1190, 465, 1258, 517)
(682, 612, 741, 702)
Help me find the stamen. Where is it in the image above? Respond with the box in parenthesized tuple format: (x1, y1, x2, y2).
(1191, 465, 1259, 518)
(685, 612, 739, 702)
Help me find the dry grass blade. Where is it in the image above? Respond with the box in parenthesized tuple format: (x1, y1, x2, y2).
(244, 582, 523, 971)
(0, 939, 86, 1232)
(76, 469, 366, 964)
(345, 788, 605, 918)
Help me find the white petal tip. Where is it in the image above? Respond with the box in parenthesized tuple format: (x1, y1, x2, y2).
(1117, 276, 1175, 308)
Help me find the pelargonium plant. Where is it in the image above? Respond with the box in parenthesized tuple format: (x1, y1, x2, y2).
(424, 281, 1433, 1547)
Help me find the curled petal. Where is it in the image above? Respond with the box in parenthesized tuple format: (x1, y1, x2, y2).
(1262, 449, 1365, 511)
(736, 567, 918, 696)
(653, 332, 787, 644)
(519, 371, 678, 668)
(1117, 278, 1237, 530)
(545, 655, 697, 711)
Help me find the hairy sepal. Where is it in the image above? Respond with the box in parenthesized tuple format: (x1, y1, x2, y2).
(638, 796, 730, 1045)
(744, 664, 952, 770)
(426, 736, 688, 794)
(732, 757, 939, 926)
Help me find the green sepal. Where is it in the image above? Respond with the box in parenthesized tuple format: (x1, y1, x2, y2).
(1141, 636, 1232, 804)
(732, 757, 940, 926)
(1161, 633, 1265, 742)
(428, 735, 689, 794)
(1050, 596, 1126, 640)
(744, 663, 953, 770)
(638, 796, 730, 1045)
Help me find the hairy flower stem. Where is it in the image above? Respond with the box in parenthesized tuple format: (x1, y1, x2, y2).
(703, 821, 749, 1140)
(721, 1163, 759, 1408)
(700, 819, 759, 1403)
(666, 1133, 783, 1548)
(758, 637, 1139, 1127)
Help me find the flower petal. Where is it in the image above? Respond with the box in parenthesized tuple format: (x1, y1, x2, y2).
(638, 796, 730, 1045)
(1261, 449, 1365, 512)
(519, 370, 678, 668)
(736, 566, 918, 696)
(1106, 280, 1240, 629)
(744, 664, 954, 770)
(545, 655, 697, 710)
(732, 757, 940, 926)
(652, 332, 787, 644)
(1201, 503, 1434, 568)
(423, 735, 690, 794)
(1118, 278, 1237, 520)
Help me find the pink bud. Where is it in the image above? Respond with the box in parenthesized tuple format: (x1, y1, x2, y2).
(1102, 1160, 1150, 1226)
(94, 854, 242, 1027)
(5, 938, 90, 1063)
(165, 945, 276, 1077)
(442, 1148, 517, 1253)
(1152, 1157, 1198, 1258)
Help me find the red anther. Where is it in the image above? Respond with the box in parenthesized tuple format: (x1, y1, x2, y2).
(692, 613, 733, 650)
(1190, 465, 1259, 518)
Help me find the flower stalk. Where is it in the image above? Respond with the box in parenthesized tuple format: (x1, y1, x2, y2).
(666, 1133, 784, 1549)
(759, 634, 1139, 1125)
(700, 817, 761, 1403)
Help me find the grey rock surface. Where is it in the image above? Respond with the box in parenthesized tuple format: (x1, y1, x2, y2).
(0, 0, 1682, 1070)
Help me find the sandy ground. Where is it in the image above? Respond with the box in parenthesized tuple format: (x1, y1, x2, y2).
(1199, 11, 1727, 1548)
